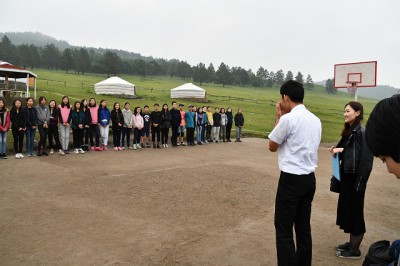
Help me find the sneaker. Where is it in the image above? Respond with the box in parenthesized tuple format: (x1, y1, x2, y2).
(129, 146, 134, 150)
(153, 144, 156, 149)
(133, 144, 137, 150)
(50, 149, 54, 154)
(79, 148, 85, 154)
(162, 144, 165, 148)
(64, 150, 70, 154)
(181, 142, 186, 146)
(42, 150, 49, 156)
(235, 139, 239, 142)
(166, 144, 169, 148)
(1, 154, 7, 159)
(336, 248, 361, 260)
(104, 145, 108, 151)
(74, 149, 79, 154)
(197, 141, 202, 145)
(59, 149, 65, 156)
(216, 140, 219, 143)
(90, 146, 95, 151)
(146, 143, 151, 148)
(122, 147, 125, 150)
(335, 242, 351, 252)
(15, 153, 20, 159)
(157, 144, 161, 149)
(27, 154, 32, 157)
(114, 147, 119, 151)
(118, 147, 123, 151)
(20, 153, 24, 158)
(238, 139, 242, 142)
(37, 150, 42, 156)
(138, 144, 143, 149)
(228, 139, 232, 142)
(176, 143, 180, 146)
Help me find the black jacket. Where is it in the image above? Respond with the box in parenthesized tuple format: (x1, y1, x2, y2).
(24, 107, 38, 128)
(111, 110, 124, 129)
(213, 113, 221, 127)
(150, 111, 162, 125)
(82, 108, 92, 127)
(170, 108, 181, 127)
(161, 110, 171, 128)
(234, 113, 244, 127)
(338, 125, 374, 191)
(226, 112, 233, 125)
(49, 108, 59, 127)
(10, 108, 26, 129)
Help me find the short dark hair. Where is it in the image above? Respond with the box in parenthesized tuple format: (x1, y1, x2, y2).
(280, 80, 304, 103)
(366, 95, 400, 162)
(38, 96, 46, 104)
(154, 103, 159, 107)
(144, 105, 149, 108)
(172, 101, 176, 105)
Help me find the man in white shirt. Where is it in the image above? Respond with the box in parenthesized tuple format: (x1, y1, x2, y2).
(268, 80, 322, 266)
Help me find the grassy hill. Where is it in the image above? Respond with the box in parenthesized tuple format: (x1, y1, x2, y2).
(25, 69, 378, 143)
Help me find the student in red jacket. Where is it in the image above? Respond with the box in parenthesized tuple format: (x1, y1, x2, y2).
(0, 99, 10, 159)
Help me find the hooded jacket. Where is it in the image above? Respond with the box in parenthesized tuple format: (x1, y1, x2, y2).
(10, 108, 25, 129)
(98, 107, 111, 126)
(234, 112, 244, 127)
(111, 109, 124, 129)
(161, 110, 171, 128)
(24, 106, 38, 128)
(122, 108, 134, 128)
(36, 104, 50, 125)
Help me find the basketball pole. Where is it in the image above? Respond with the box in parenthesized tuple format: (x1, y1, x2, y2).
(355, 87, 358, 102)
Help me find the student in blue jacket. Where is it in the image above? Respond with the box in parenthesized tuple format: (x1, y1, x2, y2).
(98, 99, 111, 151)
(185, 105, 195, 146)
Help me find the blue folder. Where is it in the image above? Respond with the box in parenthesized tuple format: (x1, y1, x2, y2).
(332, 154, 341, 181)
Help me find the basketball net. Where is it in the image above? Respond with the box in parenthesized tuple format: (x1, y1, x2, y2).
(347, 82, 359, 101)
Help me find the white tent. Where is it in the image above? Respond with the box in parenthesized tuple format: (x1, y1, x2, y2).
(170, 83, 206, 99)
(94, 77, 137, 98)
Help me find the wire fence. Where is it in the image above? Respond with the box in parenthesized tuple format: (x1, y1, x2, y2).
(35, 77, 361, 116)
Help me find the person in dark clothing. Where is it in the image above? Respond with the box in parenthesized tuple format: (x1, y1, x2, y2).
(111, 102, 124, 150)
(71, 101, 85, 154)
(161, 103, 171, 148)
(212, 107, 221, 143)
(329, 101, 374, 260)
(81, 99, 92, 151)
(170, 101, 181, 147)
(24, 97, 38, 157)
(142, 105, 151, 148)
(226, 107, 233, 142)
(36, 96, 50, 156)
(366, 94, 400, 179)
(150, 103, 162, 148)
(10, 99, 26, 158)
(0, 99, 11, 159)
(48, 100, 63, 155)
(234, 108, 244, 142)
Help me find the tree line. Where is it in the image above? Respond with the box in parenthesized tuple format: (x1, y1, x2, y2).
(0, 35, 314, 89)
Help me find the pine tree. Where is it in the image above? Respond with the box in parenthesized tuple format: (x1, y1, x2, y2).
(61, 48, 74, 73)
(192, 63, 208, 85)
(275, 69, 285, 87)
(216, 62, 233, 87)
(207, 63, 216, 83)
(295, 71, 304, 84)
(285, 70, 294, 82)
(305, 74, 314, 90)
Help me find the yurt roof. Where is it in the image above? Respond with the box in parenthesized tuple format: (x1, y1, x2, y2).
(95, 77, 135, 87)
(171, 83, 205, 92)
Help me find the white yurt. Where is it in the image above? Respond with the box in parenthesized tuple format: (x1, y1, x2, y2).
(170, 83, 206, 99)
(94, 77, 137, 98)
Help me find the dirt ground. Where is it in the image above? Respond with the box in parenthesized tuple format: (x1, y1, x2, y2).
(0, 138, 399, 266)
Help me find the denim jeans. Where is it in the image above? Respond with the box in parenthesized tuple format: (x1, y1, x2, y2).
(212, 126, 220, 141)
(0, 131, 8, 154)
(196, 125, 203, 142)
(25, 127, 36, 155)
(235, 126, 242, 140)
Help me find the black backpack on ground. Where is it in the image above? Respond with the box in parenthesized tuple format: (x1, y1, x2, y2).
(362, 240, 395, 266)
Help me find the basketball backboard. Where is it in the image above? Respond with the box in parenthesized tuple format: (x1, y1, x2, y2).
(334, 61, 377, 88)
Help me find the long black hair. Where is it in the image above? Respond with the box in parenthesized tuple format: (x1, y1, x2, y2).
(113, 102, 122, 114)
(99, 99, 108, 110)
(80, 99, 88, 110)
(342, 101, 364, 137)
(11, 99, 22, 112)
(73, 101, 81, 111)
(134, 106, 142, 115)
(0, 99, 6, 112)
(60, 96, 70, 108)
(38, 96, 46, 105)
(161, 103, 169, 114)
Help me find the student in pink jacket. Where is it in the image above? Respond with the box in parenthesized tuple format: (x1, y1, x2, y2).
(132, 106, 144, 150)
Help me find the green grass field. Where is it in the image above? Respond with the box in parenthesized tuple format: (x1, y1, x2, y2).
(7, 68, 379, 145)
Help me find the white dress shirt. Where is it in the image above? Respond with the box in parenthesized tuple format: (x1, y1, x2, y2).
(268, 104, 322, 175)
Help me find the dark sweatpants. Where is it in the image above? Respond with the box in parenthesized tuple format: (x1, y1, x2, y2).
(274, 171, 316, 266)
(171, 125, 179, 145)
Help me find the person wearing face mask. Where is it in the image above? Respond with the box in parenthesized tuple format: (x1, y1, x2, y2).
(329, 101, 374, 260)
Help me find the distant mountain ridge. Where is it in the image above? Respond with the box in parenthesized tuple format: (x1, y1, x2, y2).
(316, 79, 399, 100)
(0, 31, 150, 61)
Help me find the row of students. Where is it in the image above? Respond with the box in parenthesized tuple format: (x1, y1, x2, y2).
(0, 97, 245, 159)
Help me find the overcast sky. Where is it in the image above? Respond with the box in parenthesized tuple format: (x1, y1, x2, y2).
(1, 0, 399, 87)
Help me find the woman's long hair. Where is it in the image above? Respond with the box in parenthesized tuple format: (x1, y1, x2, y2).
(341, 101, 364, 137)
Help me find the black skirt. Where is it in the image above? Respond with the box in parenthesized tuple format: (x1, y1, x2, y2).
(336, 172, 366, 235)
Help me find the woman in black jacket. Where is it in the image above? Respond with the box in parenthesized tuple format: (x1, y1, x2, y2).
(160, 103, 171, 148)
(111, 102, 124, 150)
(226, 107, 233, 142)
(81, 99, 92, 151)
(10, 99, 26, 158)
(48, 100, 63, 155)
(329, 101, 374, 260)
